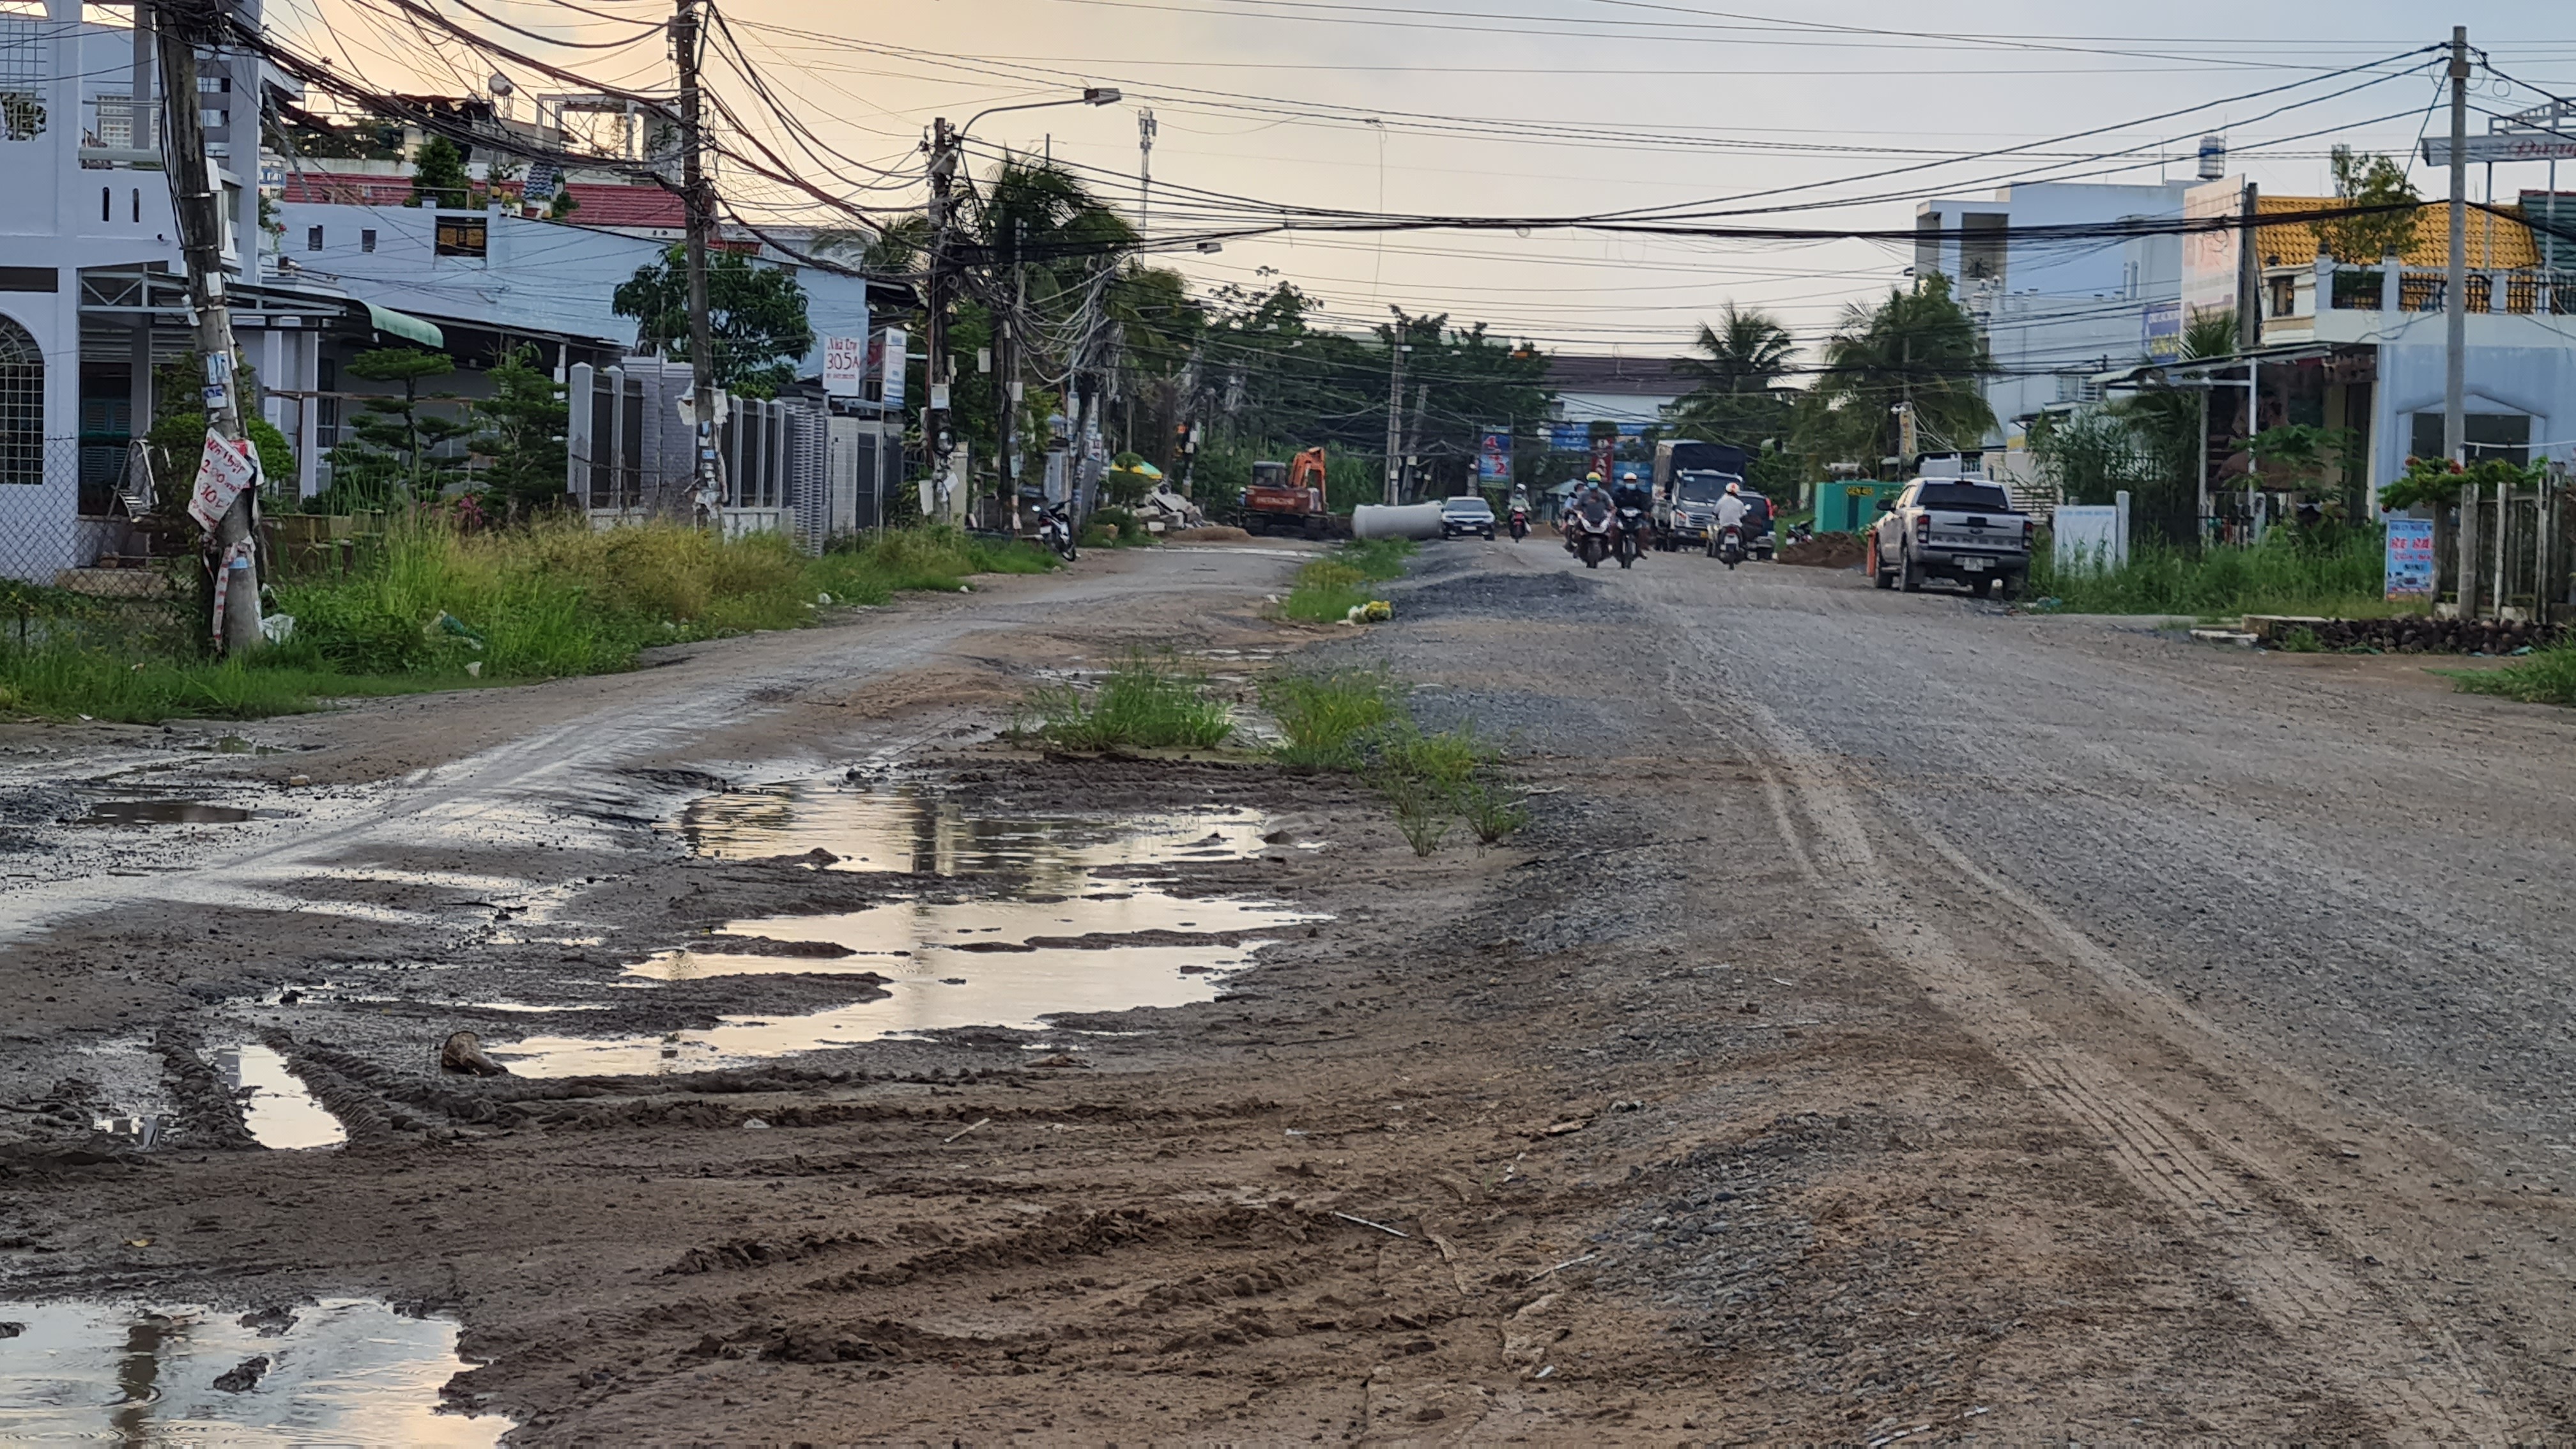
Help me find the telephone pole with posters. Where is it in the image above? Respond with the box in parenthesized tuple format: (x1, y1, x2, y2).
(153, 0, 261, 654)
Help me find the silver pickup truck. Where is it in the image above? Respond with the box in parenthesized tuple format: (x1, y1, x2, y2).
(1866, 478, 2032, 599)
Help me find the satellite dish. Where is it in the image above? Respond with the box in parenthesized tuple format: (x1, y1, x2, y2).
(487, 73, 515, 98)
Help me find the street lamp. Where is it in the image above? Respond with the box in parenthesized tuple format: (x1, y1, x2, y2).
(961, 87, 1123, 141)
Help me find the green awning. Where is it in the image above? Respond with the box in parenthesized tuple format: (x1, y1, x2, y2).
(362, 303, 443, 348)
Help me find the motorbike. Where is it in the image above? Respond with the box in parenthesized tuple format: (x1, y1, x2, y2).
(1710, 521, 1746, 570)
(1613, 502, 1651, 569)
(1508, 506, 1529, 541)
(1572, 496, 1614, 568)
(1035, 499, 1079, 562)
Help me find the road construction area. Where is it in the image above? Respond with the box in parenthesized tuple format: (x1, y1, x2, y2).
(4, 541, 2574, 1442)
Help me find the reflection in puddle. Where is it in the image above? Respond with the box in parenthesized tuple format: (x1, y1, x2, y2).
(0, 1297, 507, 1444)
(75, 801, 273, 826)
(493, 788, 1328, 1077)
(215, 1044, 347, 1151)
(491, 941, 1271, 1077)
(677, 784, 1270, 880)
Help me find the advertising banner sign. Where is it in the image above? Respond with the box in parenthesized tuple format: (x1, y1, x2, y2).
(2386, 516, 2437, 598)
(1476, 429, 1511, 484)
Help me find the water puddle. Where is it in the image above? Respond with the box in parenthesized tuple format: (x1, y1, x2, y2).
(75, 801, 278, 826)
(677, 783, 1271, 880)
(0, 1296, 507, 1444)
(215, 1044, 347, 1151)
(494, 787, 1328, 1077)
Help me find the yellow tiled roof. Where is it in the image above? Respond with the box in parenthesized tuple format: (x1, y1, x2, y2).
(2252, 192, 2541, 269)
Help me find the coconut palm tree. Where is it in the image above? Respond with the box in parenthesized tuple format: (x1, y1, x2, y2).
(1680, 304, 1795, 396)
(1807, 273, 1995, 464)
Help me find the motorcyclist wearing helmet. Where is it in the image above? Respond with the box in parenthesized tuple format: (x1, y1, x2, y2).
(1565, 471, 1607, 552)
(1713, 479, 1752, 537)
(1611, 470, 1652, 513)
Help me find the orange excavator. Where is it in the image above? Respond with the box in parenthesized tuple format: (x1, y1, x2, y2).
(1240, 446, 1330, 539)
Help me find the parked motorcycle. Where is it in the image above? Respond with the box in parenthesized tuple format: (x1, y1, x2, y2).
(1572, 495, 1614, 568)
(1710, 521, 1745, 570)
(1035, 500, 1079, 562)
(1613, 501, 1651, 569)
(1508, 506, 1529, 541)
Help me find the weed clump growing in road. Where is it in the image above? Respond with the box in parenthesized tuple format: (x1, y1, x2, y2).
(1276, 539, 1414, 622)
(1260, 666, 1402, 766)
(1257, 665, 1528, 855)
(1018, 653, 1236, 753)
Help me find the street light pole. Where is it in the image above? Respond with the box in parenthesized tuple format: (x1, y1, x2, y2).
(917, 89, 1119, 526)
(2444, 25, 2470, 466)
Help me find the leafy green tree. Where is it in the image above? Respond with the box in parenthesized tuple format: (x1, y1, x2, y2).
(1805, 273, 1995, 471)
(474, 346, 571, 518)
(613, 245, 815, 395)
(329, 347, 471, 500)
(2319, 146, 2420, 264)
(408, 136, 471, 209)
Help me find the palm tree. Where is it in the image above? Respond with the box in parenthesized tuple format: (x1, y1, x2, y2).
(1681, 303, 1795, 396)
(1809, 273, 1995, 464)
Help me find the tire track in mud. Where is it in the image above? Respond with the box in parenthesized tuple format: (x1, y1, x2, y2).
(1655, 636, 2511, 1439)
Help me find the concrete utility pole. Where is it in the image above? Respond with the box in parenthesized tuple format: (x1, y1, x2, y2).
(2444, 25, 2470, 465)
(996, 220, 1020, 529)
(673, 0, 719, 521)
(1383, 338, 1406, 505)
(923, 117, 958, 518)
(155, 0, 261, 656)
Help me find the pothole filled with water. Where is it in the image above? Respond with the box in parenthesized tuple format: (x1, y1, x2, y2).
(215, 1044, 347, 1151)
(492, 785, 1328, 1077)
(0, 1296, 508, 1444)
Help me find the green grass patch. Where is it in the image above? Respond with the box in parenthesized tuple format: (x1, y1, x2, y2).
(0, 646, 447, 723)
(1277, 540, 1415, 623)
(1, 521, 1057, 726)
(1257, 664, 1525, 855)
(1018, 653, 1236, 752)
(1259, 666, 1404, 767)
(2030, 532, 2397, 620)
(2452, 644, 2576, 707)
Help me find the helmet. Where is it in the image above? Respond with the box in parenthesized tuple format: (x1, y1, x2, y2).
(1724, 480, 1742, 495)
(1584, 471, 1602, 483)
(1620, 471, 1639, 482)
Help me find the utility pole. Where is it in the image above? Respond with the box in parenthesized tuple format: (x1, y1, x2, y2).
(673, 0, 719, 521)
(2444, 24, 2470, 465)
(154, 1, 261, 655)
(996, 218, 1020, 531)
(1137, 109, 1156, 233)
(1383, 337, 1406, 505)
(923, 118, 958, 521)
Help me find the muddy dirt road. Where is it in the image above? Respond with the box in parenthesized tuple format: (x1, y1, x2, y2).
(4, 539, 2574, 1443)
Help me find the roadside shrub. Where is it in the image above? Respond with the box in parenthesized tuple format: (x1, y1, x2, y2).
(1020, 653, 1234, 751)
(1339, 539, 1416, 581)
(1457, 778, 1531, 848)
(2027, 531, 2391, 618)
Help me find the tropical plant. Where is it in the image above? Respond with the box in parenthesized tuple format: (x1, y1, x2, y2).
(1805, 272, 1995, 467)
(613, 245, 815, 395)
(2379, 455, 2543, 512)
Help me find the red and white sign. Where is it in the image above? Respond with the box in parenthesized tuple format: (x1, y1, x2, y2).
(822, 335, 865, 397)
(186, 429, 259, 532)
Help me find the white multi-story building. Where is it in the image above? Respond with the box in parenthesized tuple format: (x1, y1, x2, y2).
(1912, 179, 2196, 450)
